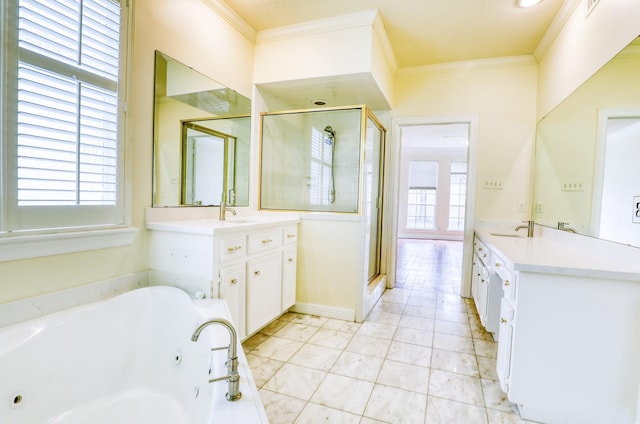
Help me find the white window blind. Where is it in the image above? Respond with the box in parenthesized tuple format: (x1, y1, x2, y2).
(4, 0, 124, 231)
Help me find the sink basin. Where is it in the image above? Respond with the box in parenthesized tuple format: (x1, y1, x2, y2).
(490, 232, 523, 238)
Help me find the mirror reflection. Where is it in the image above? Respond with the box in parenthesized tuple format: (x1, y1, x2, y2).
(533, 37, 640, 246)
(152, 51, 251, 207)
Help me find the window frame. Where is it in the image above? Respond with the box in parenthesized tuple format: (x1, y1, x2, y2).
(0, 0, 134, 261)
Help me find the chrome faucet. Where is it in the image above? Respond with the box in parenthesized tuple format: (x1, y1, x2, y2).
(219, 201, 236, 221)
(191, 318, 241, 401)
(515, 220, 535, 237)
(557, 222, 577, 233)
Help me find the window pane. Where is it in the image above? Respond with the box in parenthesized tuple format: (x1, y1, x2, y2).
(16, 0, 120, 208)
(448, 161, 467, 231)
(407, 160, 437, 230)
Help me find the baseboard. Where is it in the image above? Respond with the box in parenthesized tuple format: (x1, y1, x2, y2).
(290, 302, 356, 322)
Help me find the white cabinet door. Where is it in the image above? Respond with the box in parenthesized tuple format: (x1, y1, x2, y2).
(219, 264, 246, 340)
(246, 252, 282, 335)
(282, 246, 297, 312)
(477, 264, 489, 327)
(497, 297, 515, 394)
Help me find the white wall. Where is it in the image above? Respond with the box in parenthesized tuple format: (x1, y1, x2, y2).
(394, 57, 538, 223)
(537, 0, 640, 119)
(0, 0, 255, 303)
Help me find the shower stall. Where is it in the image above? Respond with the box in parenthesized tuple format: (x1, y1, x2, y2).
(260, 106, 386, 321)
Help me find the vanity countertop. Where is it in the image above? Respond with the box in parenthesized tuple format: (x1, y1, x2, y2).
(146, 214, 300, 236)
(475, 224, 640, 281)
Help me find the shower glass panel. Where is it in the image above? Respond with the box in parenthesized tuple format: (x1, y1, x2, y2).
(260, 108, 363, 212)
(364, 115, 384, 281)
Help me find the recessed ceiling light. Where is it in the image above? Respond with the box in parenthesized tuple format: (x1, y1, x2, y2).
(312, 99, 326, 106)
(516, 0, 542, 7)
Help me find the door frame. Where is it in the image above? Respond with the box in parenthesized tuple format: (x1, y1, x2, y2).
(387, 115, 479, 298)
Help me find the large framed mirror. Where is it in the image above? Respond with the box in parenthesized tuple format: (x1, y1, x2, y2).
(152, 51, 251, 207)
(533, 37, 640, 246)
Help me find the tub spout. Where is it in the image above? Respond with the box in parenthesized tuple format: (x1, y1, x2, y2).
(191, 318, 241, 401)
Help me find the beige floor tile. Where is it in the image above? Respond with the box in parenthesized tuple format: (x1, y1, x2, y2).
(259, 388, 306, 424)
(432, 332, 475, 354)
(435, 308, 469, 323)
(307, 328, 354, 350)
(425, 396, 488, 424)
(260, 318, 289, 336)
(486, 408, 532, 423)
(403, 304, 437, 319)
(322, 318, 361, 333)
(311, 373, 375, 415)
(477, 356, 499, 381)
(294, 402, 361, 424)
(393, 327, 433, 347)
(398, 315, 435, 331)
(356, 321, 397, 340)
(434, 319, 472, 338)
(274, 322, 320, 342)
(345, 334, 392, 358)
(376, 359, 430, 394)
(251, 336, 304, 362)
(428, 369, 484, 406)
(365, 309, 402, 326)
(430, 348, 479, 377)
(474, 338, 498, 358)
(245, 353, 285, 388)
(363, 384, 427, 424)
(481, 379, 519, 413)
(331, 351, 384, 382)
(263, 363, 326, 400)
(288, 313, 330, 328)
(288, 343, 342, 371)
(386, 340, 432, 367)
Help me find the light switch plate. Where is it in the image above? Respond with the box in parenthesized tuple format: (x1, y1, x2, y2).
(483, 179, 503, 190)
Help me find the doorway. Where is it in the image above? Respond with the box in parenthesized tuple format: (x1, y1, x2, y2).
(391, 119, 475, 297)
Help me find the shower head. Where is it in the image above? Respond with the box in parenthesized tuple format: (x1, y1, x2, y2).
(324, 126, 336, 137)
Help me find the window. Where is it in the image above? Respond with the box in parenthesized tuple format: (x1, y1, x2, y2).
(309, 127, 334, 206)
(448, 161, 467, 231)
(2, 0, 126, 233)
(406, 160, 437, 230)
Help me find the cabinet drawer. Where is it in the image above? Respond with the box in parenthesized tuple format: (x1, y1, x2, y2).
(494, 254, 516, 302)
(283, 225, 298, 245)
(247, 230, 283, 254)
(474, 238, 489, 262)
(219, 236, 245, 262)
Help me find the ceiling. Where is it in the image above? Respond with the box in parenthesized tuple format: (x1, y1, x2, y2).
(223, 0, 567, 69)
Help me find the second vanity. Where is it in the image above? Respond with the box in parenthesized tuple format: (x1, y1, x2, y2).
(473, 224, 640, 424)
(147, 213, 300, 341)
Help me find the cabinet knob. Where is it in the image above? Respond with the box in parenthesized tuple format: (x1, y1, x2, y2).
(495, 263, 500, 267)
(254, 270, 261, 276)
(481, 279, 485, 283)
(288, 257, 294, 262)
(504, 280, 511, 286)
(501, 318, 508, 324)
(261, 239, 273, 244)
(230, 278, 238, 285)
(483, 254, 487, 258)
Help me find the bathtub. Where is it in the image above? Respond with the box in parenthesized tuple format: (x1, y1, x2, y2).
(0, 286, 267, 424)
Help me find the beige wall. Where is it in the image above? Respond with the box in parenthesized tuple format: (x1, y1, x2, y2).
(393, 57, 538, 223)
(0, 0, 254, 303)
(537, 0, 640, 119)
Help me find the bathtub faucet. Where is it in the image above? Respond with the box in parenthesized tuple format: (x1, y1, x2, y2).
(191, 318, 242, 401)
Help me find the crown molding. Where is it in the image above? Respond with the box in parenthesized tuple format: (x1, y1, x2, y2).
(201, 0, 256, 42)
(371, 9, 398, 75)
(534, 0, 581, 61)
(256, 9, 378, 43)
(396, 55, 537, 77)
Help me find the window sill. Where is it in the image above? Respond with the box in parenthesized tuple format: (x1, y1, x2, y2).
(0, 227, 138, 262)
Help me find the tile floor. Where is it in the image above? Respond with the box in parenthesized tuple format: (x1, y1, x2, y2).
(242, 239, 537, 423)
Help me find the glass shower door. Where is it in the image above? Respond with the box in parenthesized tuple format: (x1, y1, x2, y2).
(364, 113, 384, 282)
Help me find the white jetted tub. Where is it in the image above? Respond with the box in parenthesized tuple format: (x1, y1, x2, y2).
(0, 286, 267, 424)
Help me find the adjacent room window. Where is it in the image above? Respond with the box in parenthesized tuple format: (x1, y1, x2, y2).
(406, 160, 438, 230)
(2, 0, 125, 232)
(448, 161, 467, 231)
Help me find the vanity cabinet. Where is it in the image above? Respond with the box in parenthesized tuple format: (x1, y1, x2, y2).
(474, 226, 640, 424)
(148, 217, 299, 341)
(471, 235, 502, 338)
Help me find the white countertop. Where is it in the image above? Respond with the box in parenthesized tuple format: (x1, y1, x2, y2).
(475, 223, 640, 281)
(146, 215, 300, 236)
